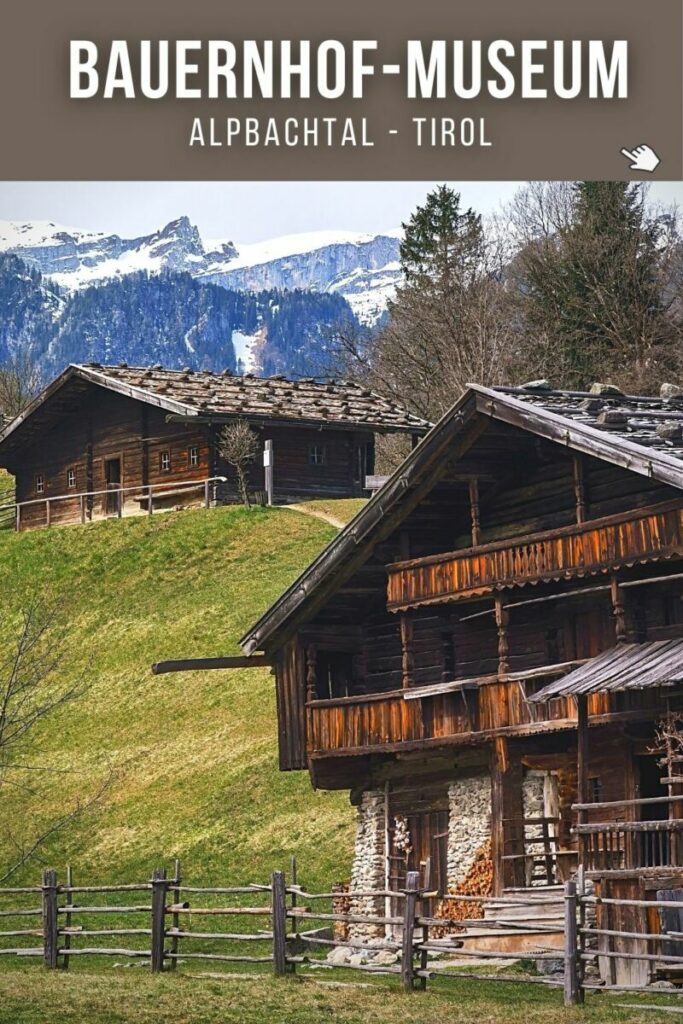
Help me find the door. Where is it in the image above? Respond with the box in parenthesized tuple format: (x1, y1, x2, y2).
(105, 458, 121, 515)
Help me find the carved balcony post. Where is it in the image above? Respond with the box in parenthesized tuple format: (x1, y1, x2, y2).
(306, 644, 318, 703)
(469, 477, 481, 547)
(610, 575, 627, 643)
(495, 594, 510, 676)
(572, 453, 587, 525)
(400, 612, 415, 689)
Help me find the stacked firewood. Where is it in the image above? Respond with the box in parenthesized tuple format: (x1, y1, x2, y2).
(332, 882, 351, 942)
(431, 839, 493, 936)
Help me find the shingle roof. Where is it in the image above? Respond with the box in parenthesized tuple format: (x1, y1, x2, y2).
(489, 382, 683, 459)
(529, 640, 683, 701)
(72, 364, 430, 434)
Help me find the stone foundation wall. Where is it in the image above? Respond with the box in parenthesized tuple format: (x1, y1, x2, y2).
(446, 773, 492, 888)
(348, 789, 386, 937)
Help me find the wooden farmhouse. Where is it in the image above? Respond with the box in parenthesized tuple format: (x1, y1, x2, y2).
(0, 363, 428, 530)
(231, 379, 683, 982)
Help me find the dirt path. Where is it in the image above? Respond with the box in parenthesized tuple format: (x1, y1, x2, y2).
(285, 504, 346, 530)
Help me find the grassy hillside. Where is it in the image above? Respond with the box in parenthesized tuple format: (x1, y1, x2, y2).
(0, 504, 360, 889)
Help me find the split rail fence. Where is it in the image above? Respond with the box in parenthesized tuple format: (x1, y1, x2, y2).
(3, 864, 683, 1007)
(0, 864, 568, 995)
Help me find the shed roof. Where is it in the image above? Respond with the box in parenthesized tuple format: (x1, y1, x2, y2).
(0, 364, 430, 458)
(528, 640, 683, 702)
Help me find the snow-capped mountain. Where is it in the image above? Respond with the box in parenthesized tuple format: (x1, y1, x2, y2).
(0, 218, 401, 324)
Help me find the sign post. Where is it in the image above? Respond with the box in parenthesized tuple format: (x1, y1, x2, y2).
(264, 440, 274, 506)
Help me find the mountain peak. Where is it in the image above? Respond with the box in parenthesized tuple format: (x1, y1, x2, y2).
(0, 216, 402, 324)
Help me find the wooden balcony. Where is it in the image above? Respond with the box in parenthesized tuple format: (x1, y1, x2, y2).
(305, 677, 609, 759)
(306, 686, 476, 756)
(386, 499, 683, 611)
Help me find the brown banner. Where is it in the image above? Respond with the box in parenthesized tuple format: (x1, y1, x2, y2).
(0, 0, 680, 180)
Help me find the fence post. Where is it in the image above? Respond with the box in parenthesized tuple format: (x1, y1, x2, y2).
(204, 479, 210, 509)
(79, 495, 85, 525)
(168, 859, 181, 972)
(62, 865, 73, 971)
(419, 858, 431, 991)
(45, 499, 51, 528)
(564, 879, 582, 1006)
(401, 870, 420, 992)
(15, 503, 20, 531)
(272, 870, 288, 976)
(148, 486, 154, 516)
(42, 869, 59, 970)
(151, 867, 168, 973)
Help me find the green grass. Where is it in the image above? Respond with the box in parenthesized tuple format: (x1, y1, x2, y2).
(0, 969, 681, 1023)
(0, 504, 357, 889)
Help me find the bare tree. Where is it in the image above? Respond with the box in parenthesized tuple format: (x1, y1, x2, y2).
(218, 419, 260, 507)
(0, 352, 41, 424)
(0, 598, 111, 881)
(502, 182, 683, 391)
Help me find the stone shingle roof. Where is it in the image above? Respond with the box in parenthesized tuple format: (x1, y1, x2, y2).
(489, 381, 683, 459)
(77, 363, 431, 434)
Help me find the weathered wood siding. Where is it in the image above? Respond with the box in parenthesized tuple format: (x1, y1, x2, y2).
(14, 388, 210, 529)
(215, 425, 372, 502)
(274, 638, 307, 771)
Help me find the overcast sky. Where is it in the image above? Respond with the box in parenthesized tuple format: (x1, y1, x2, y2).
(0, 181, 681, 243)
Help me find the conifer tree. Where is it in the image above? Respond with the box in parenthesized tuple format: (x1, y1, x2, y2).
(513, 181, 681, 391)
(367, 185, 512, 420)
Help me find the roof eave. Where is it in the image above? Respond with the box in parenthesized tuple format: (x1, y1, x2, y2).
(470, 384, 683, 491)
(0, 363, 199, 457)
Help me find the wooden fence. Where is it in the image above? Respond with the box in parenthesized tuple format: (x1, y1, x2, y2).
(4, 864, 683, 1007)
(0, 475, 227, 531)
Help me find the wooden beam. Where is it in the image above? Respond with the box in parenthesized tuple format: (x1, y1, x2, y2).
(494, 594, 510, 676)
(577, 695, 589, 834)
(152, 655, 270, 674)
(572, 453, 587, 524)
(400, 613, 415, 689)
(468, 477, 481, 546)
(610, 574, 627, 643)
(490, 738, 524, 894)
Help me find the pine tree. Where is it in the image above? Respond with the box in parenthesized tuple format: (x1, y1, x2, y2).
(514, 182, 681, 391)
(367, 185, 512, 420)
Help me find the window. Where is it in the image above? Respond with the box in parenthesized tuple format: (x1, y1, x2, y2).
(188, 446, 199, 467)
(160, 451, 171, 472)
(309, 444, 326, 466)
(67, 468, 76, 489)
(35, 474, 44, 494)
(588, 777, 603, 803)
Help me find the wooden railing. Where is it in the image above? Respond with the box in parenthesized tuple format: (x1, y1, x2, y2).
(573, 795, 683, 876)
(305, 675, 596, 757)
(306, 687, 478, 755)
(386, 499, 683, 610)
(2, 476, 227, 530)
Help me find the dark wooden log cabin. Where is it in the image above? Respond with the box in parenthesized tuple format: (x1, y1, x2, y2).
(0, 363, 428, 530)
(233, 379, 683, 980)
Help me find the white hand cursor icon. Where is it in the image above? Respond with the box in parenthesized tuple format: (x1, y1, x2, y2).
(620, 144, 660, 172)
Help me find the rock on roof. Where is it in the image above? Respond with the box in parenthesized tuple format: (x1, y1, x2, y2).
(77, 364, 431, 434)
(489, 381, 683, 459)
